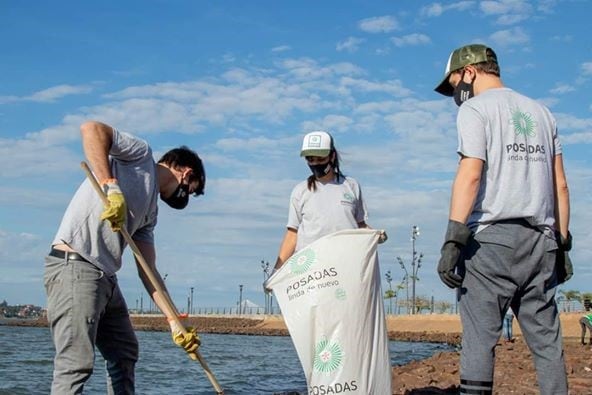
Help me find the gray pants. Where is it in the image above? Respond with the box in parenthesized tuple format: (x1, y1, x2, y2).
(44, 254, 138, 394)
(458, 220, 567, 395)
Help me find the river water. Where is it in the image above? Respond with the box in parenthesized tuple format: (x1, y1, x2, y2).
(0, 325, 452, 394)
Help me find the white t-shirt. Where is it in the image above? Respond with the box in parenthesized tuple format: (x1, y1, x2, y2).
(52, 129, 159, 275)
(287, 175, 368, 251)
(456, 87, 561, 234)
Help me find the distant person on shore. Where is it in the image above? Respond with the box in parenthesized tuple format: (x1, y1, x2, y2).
(502, 307, 514, 343)
(272, 130, 386, 272)
(45, 121, 205, 394)
(580, 314, 592, 345)
(434, 44, 572, 394)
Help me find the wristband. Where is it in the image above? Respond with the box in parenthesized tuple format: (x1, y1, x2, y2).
(101, 178, 118, 186)
(167, 313, 189, 322)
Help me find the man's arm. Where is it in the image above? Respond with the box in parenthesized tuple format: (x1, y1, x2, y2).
(80, 121, 115, 183)
(437, 156, 483, 289)
(553, 154, 570, 238)
(449, 157, 483, 223)
(273, 228, 298, 270)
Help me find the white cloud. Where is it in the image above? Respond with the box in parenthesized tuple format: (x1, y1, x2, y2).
(391, 33, 431, 47)
(550, 35, 573, 43)
(536, 0, 558, 14)
(561, 131, 592, 145)
(554, 112, 592, 136)
(550, 83, 575, 95)
(215, 135, 295, 152)
(271, 45, 291, 52)
(480, 0, 534, 25)
(496, 14, 529, 25)
(489, 27, 530, 47)
(581, 62, 592, 76)
(340, 77, 412, 97)
(358, 16, 399, 33)
(480, 0, 534, 15)
(336, 37, 365, 53)
(420, 1, 475, 17)
(301, 114, 353, 133)
(0, 84, 93, 104)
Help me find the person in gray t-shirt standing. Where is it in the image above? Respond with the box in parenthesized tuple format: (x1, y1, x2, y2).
(45, 121, 205, 394)
(434, 44, 572, 395)
(272, 130, 386, 272)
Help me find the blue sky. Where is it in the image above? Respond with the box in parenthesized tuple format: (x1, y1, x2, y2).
(1, 0, 591, 311)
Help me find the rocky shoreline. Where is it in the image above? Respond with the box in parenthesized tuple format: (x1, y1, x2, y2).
(1, 315, 461, 344)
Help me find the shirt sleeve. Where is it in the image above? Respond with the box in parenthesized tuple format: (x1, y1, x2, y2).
(353, 179, 368, 223)
(286, 185, 302, 230)
(552, 119, 562, 157)
(456, 104, 487, 161)
(110, 128, 151, 162)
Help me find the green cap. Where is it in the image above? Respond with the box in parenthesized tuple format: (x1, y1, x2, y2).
(434, 44, 497, 96)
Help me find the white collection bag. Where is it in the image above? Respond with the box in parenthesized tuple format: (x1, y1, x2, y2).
(265, 229, 392, 394)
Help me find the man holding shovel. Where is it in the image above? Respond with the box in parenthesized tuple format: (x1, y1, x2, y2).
(44, 120, 205, 394)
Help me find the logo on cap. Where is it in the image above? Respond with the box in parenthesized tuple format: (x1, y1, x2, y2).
(307, 135, 322, 148)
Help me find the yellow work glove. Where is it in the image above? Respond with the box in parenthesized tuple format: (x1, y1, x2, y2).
(169, 319, 201, 359)
(100, 179, 127, 231)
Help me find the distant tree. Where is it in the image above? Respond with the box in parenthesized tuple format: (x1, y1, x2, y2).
(415, 295, 431, 314)
(435, 301, 452, 314)
(384, 289, 397, 315)
(559, 289, 581, 312)
(581, 292, 592, 311)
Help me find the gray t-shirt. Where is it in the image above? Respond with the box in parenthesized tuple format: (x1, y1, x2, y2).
(52, 129, 159, 275)
(287, 175, 368, 251)
(456, 87, 561, 234)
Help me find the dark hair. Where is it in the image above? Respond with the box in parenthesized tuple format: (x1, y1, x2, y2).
(158, 146, 206, 196)
(471, 48, 500, 77)
(306, 135, 342, 191)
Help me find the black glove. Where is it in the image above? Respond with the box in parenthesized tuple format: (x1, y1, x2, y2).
(556, 231, 573, 284)
(437, 220, 472, 289)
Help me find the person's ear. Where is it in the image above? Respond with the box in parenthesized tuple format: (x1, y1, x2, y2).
(181, 168, 193, 182)
(463, 65, 477, 81)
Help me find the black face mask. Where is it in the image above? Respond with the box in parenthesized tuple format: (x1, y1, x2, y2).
(453, 71, 475, 107)
(161, 182, 190, 209)
(308, 162, 332, 178)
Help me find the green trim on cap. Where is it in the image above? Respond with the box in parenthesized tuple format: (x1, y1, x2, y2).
(435, 44, 494, 96)
(300, 149, 331, 157)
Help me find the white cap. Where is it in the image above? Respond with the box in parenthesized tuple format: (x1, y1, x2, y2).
(300, 131, 332, 157)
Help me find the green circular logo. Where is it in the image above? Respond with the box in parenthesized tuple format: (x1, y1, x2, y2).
(511, 109, 536, 137)
(313, 338, 343, 373)
(335, 288, 346, 301)
(288, 249, 315, 275)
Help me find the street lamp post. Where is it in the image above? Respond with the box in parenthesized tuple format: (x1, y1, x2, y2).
(239, 284, 243, 315)
(190, 287, 194, 315)
(261, 260, 270, 314)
